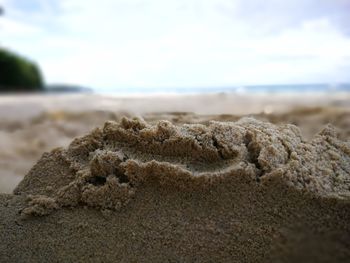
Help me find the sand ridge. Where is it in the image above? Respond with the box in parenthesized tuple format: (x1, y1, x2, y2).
(1, 105, 349, 194)
(14, 117, 350, 216)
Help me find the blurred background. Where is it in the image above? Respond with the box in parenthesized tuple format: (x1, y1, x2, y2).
(0, 0, 349, 192)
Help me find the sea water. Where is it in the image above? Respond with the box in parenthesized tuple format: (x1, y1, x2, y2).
(96, 83, 350, 95)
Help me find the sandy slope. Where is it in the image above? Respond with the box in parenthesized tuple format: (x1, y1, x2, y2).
(0, 116, 349, 262)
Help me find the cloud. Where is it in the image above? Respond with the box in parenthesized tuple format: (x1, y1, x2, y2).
(224, 0, 350, 36)
(0, 0, 350, 88)
(0, 17, 42, 36)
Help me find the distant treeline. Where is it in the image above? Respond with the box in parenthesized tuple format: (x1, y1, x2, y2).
(0, 48, 44, 92)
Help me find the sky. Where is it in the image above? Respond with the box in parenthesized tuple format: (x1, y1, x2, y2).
(0, 0, 350, 90)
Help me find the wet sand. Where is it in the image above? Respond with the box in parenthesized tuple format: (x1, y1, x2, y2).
(0, 93, 349, 262)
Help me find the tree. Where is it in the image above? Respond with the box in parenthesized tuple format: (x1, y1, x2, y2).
(0, 7, 44, 92)
(0, 48, 44, 91)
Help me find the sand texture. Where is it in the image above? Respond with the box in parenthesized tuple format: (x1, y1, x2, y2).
(1, 117, 349, 262)
(1, 105, 349, 194)
(1, 93, 349, 194)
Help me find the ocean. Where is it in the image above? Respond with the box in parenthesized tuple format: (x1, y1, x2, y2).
(97, 83, 350, 95)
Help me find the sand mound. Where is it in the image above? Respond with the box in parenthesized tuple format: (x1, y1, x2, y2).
(1, 117, 349, 262)
(14, 117, 350, 216)
(1, 106, 349, 194)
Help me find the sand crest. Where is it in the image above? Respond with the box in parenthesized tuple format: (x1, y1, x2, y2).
(1, 117, 350, 262)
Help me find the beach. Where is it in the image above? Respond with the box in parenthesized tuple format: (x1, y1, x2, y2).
(0, 93, 349, 193)
(0, 93, 349, 262)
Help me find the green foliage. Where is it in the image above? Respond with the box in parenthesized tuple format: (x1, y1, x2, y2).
(0, 48, 44, 91)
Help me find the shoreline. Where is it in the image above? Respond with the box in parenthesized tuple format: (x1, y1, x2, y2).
(0, 92, 349, 121)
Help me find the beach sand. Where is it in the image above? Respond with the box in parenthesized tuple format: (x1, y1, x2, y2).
(1, 93, 349, 193)
(0, 93, 349, 262)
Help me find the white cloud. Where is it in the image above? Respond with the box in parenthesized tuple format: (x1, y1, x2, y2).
(0, 17, 42, 36)
(1, 0, 350, 89)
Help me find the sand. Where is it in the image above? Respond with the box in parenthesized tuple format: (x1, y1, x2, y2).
(0, 93, 350, 262)
(0, 100, 349, 194)
(0, 118, 349, 262)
